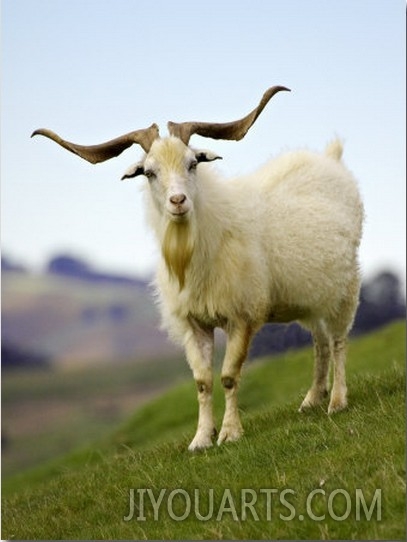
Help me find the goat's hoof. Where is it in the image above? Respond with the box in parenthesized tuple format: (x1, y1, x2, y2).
(328, 397, 347, 414)
(217, 425, 244, 446)
(298, 399, 312, 412)
(188, 429, 216, 452)
(188, 438, 213, 452)
(299, 388, 329, 412)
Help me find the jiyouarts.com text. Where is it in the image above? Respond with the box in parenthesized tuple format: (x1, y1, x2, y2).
(123, 487, 382, 522)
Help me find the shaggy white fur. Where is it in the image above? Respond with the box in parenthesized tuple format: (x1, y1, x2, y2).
(140, 136, 364, 450)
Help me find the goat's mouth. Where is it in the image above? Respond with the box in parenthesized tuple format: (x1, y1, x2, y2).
(167, 206, 190, 221)
(169, 210, 189, 222)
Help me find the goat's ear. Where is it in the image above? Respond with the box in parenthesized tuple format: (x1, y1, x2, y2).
(121, 161, 145, 180)
(195, 150, 223, 163)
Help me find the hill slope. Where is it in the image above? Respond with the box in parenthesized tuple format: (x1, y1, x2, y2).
(2, 322, 405, 540)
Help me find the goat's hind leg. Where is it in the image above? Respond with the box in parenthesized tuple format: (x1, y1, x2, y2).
(299, 320, 331, 411)
(326, 273, 360, 414)
(328, 335, 348, 413)
(185, 321, 216, 451)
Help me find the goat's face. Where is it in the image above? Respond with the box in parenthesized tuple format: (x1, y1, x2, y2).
(122, 137, 221, 288)
(122, 137, 221, 222)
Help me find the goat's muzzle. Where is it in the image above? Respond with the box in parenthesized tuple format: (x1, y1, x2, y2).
(168, 193, 190, 220)
(170, 193, 187, 205)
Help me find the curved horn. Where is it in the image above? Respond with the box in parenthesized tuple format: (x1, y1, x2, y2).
(31, 123, 159, 164)
(167, 86, 290, 145)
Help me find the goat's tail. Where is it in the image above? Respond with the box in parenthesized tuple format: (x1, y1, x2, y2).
(325, 138, 343, 161)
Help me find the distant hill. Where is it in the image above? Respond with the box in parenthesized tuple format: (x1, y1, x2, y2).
(1, 343, 51, 371)
(46, 255, 148, 289)
(2, 254, 180, 366)
(1, 255, 27, 273)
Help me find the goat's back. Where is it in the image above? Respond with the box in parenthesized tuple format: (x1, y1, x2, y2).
(234, 141, 364, 312)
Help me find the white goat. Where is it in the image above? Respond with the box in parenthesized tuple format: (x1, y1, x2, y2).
(32, 86, 364, 451)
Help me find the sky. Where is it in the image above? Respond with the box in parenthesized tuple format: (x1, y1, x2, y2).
(2, 0, 406, 284)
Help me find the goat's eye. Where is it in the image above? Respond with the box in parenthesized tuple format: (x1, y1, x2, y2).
(144, 170, 156, 180)
(188, 160, 198, 171)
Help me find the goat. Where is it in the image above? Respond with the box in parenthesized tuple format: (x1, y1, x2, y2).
(32, 86, 364, 451)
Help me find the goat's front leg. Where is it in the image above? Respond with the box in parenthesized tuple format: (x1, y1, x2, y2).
(185, 320, 216, 451)
(218, 322, 253, 446)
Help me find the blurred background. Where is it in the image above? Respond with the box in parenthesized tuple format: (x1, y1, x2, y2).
(2, 0, 405, 478)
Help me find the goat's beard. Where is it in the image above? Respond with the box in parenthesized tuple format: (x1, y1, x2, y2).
(162, 220, 195, 290)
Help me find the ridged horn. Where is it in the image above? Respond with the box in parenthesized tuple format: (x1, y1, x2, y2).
(31, 123, 159, 164)
(167, 86, 290, 145)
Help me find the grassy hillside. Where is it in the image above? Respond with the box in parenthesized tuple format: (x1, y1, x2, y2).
(2, 321, 405, 540)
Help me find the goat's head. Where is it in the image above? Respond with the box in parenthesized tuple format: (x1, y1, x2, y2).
(32, 85, 290, 286)
(122, 137, 221, 222)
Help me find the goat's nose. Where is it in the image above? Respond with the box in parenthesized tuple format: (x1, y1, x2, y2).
(170, 193, 187, 205)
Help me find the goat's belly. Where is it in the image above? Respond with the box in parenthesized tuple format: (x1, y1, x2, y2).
(188, 311, 228, 330)
(267, 304, 311, 323)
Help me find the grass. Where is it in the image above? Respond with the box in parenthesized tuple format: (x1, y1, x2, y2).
(2, 354, 190, 478)
(2, 321, 405, 540)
